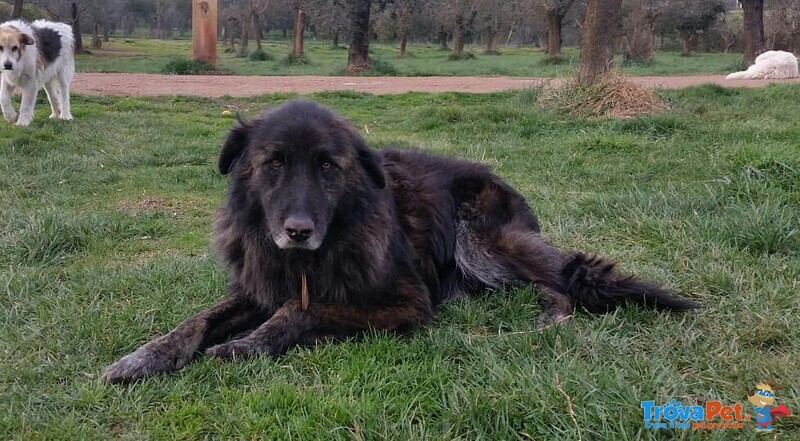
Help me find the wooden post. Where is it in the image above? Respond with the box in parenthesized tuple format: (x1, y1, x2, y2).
(193, 0, 217, 67)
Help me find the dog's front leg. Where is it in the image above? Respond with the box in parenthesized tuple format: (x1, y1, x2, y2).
(15, 84, 38, 126)
(207, 284, 434, 360)
(0, 79, 17, 123)
(103, 294, 267, 383)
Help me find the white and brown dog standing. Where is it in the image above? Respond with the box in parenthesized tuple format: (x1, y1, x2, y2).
(0, 20, 75, 126)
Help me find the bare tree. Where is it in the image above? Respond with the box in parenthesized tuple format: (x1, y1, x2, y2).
(766, 0, 800, 54)
(306, 0, 349, 48)
(656, 0, 725, 56)
(544, 0, 576, 59)
(578, 0, 623, 85)
(292, 0, 305, 57)
(346, 0, 373, 73)
(474, 0, 518, 54)
(250, 0, 270, 51)
(436, 0, 478, 57)
(12, 0, 24, 18)
(740, 0, 765, 65)
(622, 0, 660, 64)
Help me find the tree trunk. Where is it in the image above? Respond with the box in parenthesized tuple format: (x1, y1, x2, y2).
(485, 25, 497, 53)
(293, 7, 304, 57)
(332, 29, 339, 48)
(399, 33, 407, 57)
(792, 30, 800, 55)
(681, 33, 693, 56)
(253, 9, 263, 51)
(92, 22, 102, 49)
(506, 20, 516, 46)
(71, 2, 86, 54)
(546, 7, 562, 58)
(11, 0, 23, 18)
(740, 0, 765, 65)
(723, 35, 737, 53)
(438, 26, 448, 50)
(623, 0, 654, 63)
(578, 0, 622, 85)
(453, 14, 465, 55)
(226, 18, 238, 51)
(240, 13, 250, 51)
(346, 0, 372, 73)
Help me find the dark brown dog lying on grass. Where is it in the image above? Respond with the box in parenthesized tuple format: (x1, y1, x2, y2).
(104, 99, 698, 383)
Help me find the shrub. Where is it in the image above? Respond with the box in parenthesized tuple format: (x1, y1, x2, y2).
(160, 57, 214, 75)
(281, 53, 311, 66)
(248, 48, 274, 61)
(447, 52, 476, 61)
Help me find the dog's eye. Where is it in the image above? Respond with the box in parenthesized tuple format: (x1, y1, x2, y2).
(270, 159, 284, 168)
(11, 46, 17, 52)
(0, 46, 3, 52)
(320, 161, 333, 172)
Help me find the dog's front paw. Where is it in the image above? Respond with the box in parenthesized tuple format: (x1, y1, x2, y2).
(535, 311, 572, 330)
(103, 339, 191, 383)
(14, 119, 31, 127)
(3, 113, 16, 123)
(206, 339, 259, 361)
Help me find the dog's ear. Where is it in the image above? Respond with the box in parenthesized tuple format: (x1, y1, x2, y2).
(353, 136, 385, 189)
(218, 117, 249, 175)
(20, 33, 34, 46)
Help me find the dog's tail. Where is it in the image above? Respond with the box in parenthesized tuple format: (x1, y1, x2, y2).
(560, 253, 700, 313)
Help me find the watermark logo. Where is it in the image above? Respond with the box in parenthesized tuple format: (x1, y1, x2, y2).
(641, 380, 792, 431)
(746, 381, 792, 432)
(641, 399, 748, 430)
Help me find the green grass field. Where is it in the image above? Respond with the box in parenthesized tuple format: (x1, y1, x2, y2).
(1, 86, 798, 439)
(77, 37, 745, 77)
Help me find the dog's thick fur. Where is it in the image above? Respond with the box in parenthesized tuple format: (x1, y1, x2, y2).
(0, 20, 74, 126)
(104, 100, 698, 383)
(726, 50, 799, 80)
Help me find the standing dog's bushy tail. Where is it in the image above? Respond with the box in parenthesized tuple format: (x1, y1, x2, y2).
(561, 253, 700, 313)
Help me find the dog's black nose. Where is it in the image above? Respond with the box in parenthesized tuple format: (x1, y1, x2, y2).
(284, 216, 314, 242)
(3, 62, 12, 70)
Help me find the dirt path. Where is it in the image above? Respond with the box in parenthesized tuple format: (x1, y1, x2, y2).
(72, 73, 800, 97)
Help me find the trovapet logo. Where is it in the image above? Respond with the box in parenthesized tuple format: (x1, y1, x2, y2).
(641, 399, 748, 430)
(642, 380, 793, 432)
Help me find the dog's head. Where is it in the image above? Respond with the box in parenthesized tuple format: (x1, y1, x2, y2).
(0, 24, 33, 72)
(218, 99, 385, 251)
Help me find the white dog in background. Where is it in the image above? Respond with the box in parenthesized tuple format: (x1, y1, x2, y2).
(0, 20, 75, 126)
(726, 50, 799, 80)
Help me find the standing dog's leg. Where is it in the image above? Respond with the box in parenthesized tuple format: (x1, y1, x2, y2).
(0, 78, 17, 123)
(57, 69, 73, 120)
(15, 85, 38, 126)
(103, 294, 269, 383)
(207, 281, 434, 359)
(43, 80, 61, 119)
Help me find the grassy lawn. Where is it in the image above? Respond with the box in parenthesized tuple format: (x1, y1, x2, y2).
(77, 37, 745, 77)
(1, 86, 799, 439)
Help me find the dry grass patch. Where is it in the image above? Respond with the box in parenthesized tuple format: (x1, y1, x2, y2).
(117, 195, 173, 216)
(539, 72, 670, 117)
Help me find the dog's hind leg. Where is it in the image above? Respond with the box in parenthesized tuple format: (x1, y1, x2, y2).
(103, 294, 268, 383)
(453, 177, 573, 328)
(57, 67, 73, 120)
(455, 220, 573, 329)
(43, 80, 61, 119)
